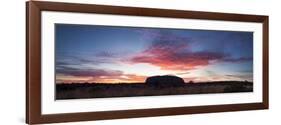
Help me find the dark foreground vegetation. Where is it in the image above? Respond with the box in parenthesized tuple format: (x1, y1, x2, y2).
(56, 81, 253, 100)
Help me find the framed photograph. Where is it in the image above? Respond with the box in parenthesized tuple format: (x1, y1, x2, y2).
(26, 1, 269, 124)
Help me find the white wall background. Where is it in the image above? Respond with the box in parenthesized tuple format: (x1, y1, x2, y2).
(0, 0, 279, 124)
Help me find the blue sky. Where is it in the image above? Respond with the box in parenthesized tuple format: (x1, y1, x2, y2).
(55, 24, 253, 83)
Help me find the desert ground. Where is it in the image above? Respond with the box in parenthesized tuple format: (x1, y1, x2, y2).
(56, 80, 253, 100)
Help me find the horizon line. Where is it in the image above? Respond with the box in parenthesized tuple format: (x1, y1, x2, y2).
(56, 80, 253, 84)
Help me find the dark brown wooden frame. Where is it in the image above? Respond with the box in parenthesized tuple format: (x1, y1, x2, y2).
(26, 1, 269, 124)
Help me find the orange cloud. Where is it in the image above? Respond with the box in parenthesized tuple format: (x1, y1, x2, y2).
(56, 69, 147, 84)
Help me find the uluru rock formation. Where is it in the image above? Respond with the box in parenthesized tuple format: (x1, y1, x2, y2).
(145, 75, 185, 87)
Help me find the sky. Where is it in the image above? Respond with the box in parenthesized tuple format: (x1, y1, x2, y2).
(55, 24, 253, 84)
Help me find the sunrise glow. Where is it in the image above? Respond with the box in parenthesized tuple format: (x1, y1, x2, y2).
(55, 24, 253, 84)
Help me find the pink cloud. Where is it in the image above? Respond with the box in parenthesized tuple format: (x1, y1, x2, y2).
(129, 34, 227, 71)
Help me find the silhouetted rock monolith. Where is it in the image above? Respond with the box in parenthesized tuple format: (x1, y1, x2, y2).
(145, 75, 185, 87)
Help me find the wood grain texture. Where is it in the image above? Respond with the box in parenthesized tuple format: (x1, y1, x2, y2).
(26, 1, 269, 124)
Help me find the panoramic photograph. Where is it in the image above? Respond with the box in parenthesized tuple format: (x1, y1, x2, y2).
(55, 24, 253, 100)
